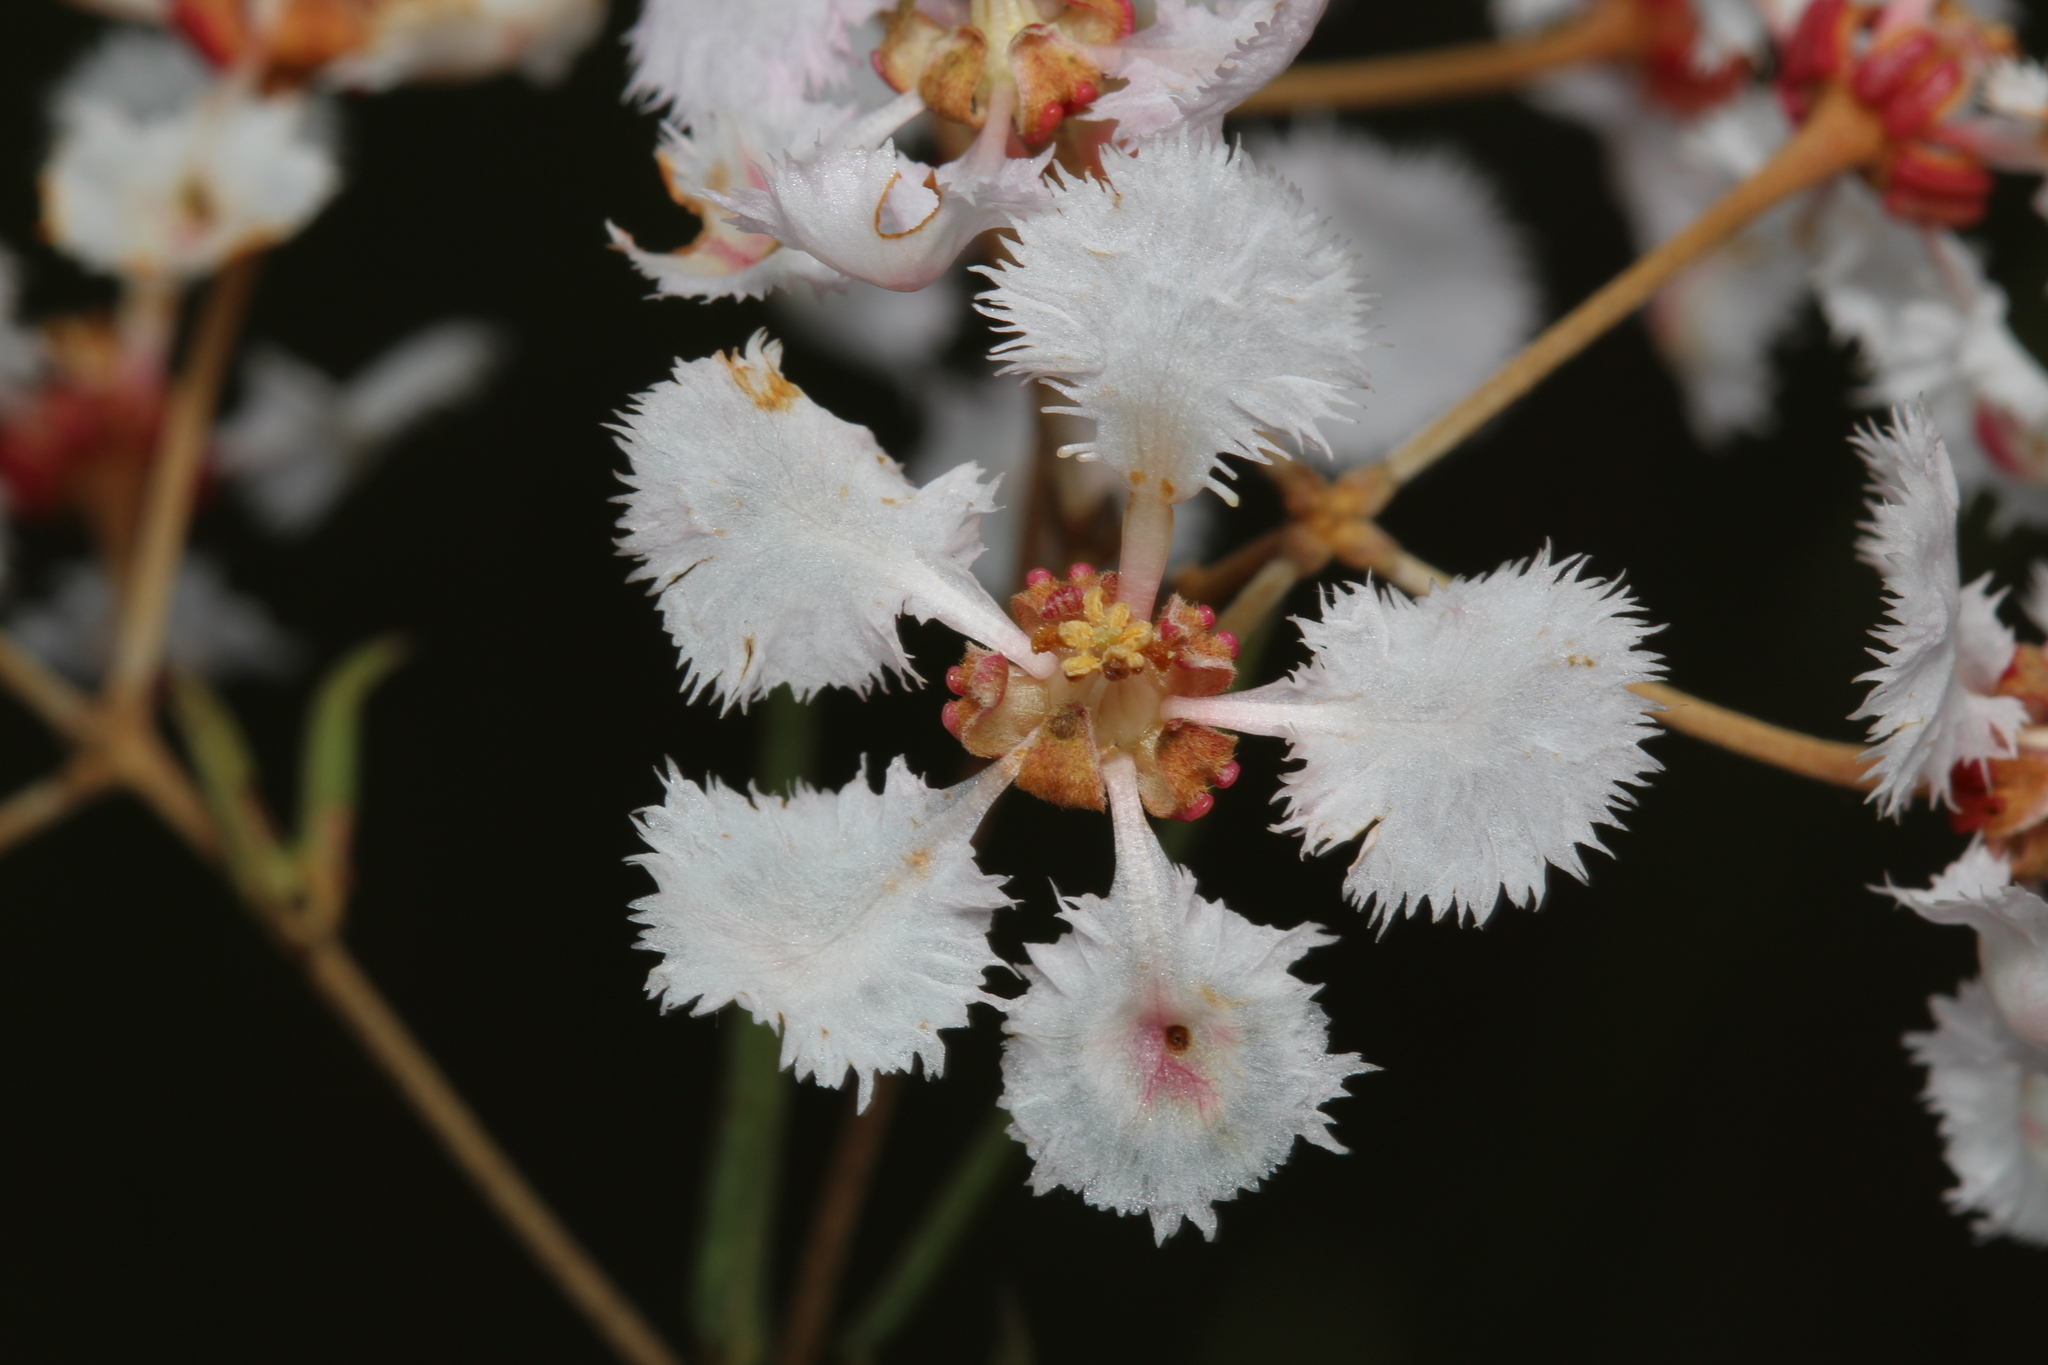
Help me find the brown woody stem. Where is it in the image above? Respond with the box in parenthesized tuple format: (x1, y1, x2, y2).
(776, 1075, 906, 1365)
(1381, 85, 1885, 489)
(1234, 0, 1644, 115)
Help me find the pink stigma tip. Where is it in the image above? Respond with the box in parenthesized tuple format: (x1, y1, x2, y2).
(1215, 762, 1241, 790)
(941, 700, 962, 738)
(1177, 793, 1216, 822)
(1196, 604, 1216, 630)
(1069, 563, 1096, 580)
(1025, 567, 1055, 587)
(945, 665, 968, 696)
(1215, 630, 1239, 658)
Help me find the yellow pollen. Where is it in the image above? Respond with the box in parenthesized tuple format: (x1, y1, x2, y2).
(1055, 584, 1155, 680)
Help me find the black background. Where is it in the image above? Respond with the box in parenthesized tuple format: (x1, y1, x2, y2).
(2, 0, 2044, 1359)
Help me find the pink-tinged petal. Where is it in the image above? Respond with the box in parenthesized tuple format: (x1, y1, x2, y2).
(999, 754, 1366, 1243)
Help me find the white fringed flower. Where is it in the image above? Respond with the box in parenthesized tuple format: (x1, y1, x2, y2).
(1164, 551, 1663, 924)
(611, 104, 854, 303)
(1906, 980, 2048, 1245)
(978, 131, 1368, 506)
(613, 331, 1048, 711)
(41, 33, 339, 279)
(717, 140, 1052, 295)
(631, 756, 1014, 1109)
(323, 0, 606, 90)
(1850, 406, 2025, 816)
(1089, 0, 1328, 142)
(1000, 755, 1366, 1242)
(10, 555, 295, 683)
(215, 323, 503, 534)
(1248, 126, 1537, 467)
(624, 0, 881, 117)
(1887, 845, 2048, 1054)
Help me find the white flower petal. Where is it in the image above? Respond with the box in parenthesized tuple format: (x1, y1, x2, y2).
(977, 130, 1368, 505)
(322, 0, 605, 90)
(625, 0, 882, 117)
(1000, 755, 1366, 1242)
(1850, 405, 2024, 815)
(717, 141, 1050, 294)
(613, 104, 856, 303)
(1905, 980, 2048, 1245)
(1248, 125, 1537, 467)
(1167, 551, 1663, 924)
(1887, 846, 2048, 1054)
(215, 323, 501, 533)
(42, 33, 339, 279)
(631, 756, 1013, 1109)
(613, 330, 1047, 711)
(9, 555, 295, 683)
(1090, 0, 1327, 142)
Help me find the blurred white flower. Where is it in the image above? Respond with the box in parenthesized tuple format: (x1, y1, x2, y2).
(978, 131, 1370, 506)
(41, 32, 340, 280)
(625, 0, 884, 118)
(1000, 754, 1365, 1242)
(1907, 979, 2048, 1245)
(9, 554, 294, 682)
(214, 322, 502, 534)
(1164, 550, 1663, 924)
(1247, 125, 1538, 468)
(322, 0, 606, 90)
(632, 756, 1014, 1110)
(1850, 406, 2025, 816)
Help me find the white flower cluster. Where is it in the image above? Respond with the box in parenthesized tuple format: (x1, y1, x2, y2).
(614, 91, 1665, 1235)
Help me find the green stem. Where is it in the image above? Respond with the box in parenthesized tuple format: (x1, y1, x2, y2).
(835, 1107, 1020, 1363)
(694, 1016, 791, 1365)
(692, 684, 820, 1360)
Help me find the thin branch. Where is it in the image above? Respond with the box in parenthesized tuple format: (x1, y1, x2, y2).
(1216, 559, 1301, 643)
(776, 1075, 905, 1365)
(0, 760, 112, 856)
(1632, 681, 1874, 790)
(1380, 86, 1886, 489)
(106, 253, 261, 710)
(294, 939, 684, 1365)
(1234, 0, 1643, 115)
(0, 630, 94, 740)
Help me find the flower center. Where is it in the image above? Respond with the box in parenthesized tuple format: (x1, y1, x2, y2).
(942, 564, 1241, 819)
(1162, 1022, 1191, 1054)
(872, 0, 1134, 143)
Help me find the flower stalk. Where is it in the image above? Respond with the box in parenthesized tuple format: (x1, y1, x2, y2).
(775, 1075, 905, 1365)
(1234, 0, 1646, 115)
(1381, 83, 1888, 489)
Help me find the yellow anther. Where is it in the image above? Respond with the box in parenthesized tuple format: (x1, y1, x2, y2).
(1058, 620, 1096, 651)
(1062, 654, 1103, 680)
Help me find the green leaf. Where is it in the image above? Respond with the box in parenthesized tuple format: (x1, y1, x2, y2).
(837, 1107, 1020, 1363)
(295, 637, 406, 922)
(169, 672, 294, 912)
